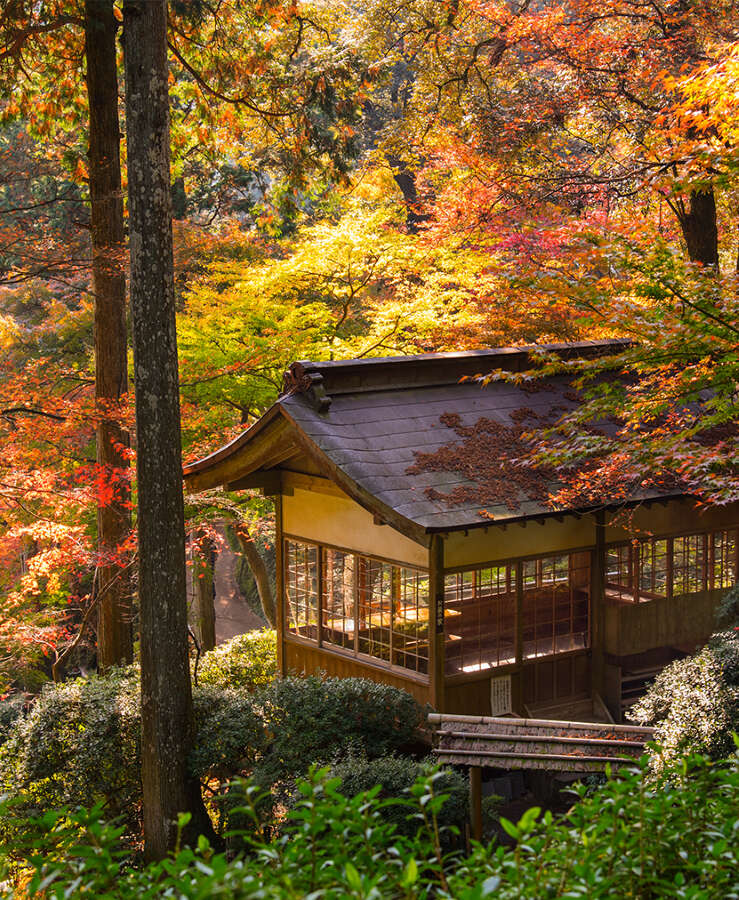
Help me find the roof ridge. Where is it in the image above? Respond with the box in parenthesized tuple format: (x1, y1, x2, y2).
(281, 340, 630, 406)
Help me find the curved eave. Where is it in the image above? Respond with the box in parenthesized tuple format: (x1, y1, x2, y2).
(182, 403, 430, 547)
(183, 403, 284, 482)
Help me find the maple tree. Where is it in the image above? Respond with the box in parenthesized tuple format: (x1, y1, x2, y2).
(349, 0, 739, 505)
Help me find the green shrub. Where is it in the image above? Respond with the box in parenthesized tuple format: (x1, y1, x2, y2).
(5, 752, 739, 899)
(716, 583, 739, 628)
(0, 671, 266, 841)
(197, 629, 276, 691)
(0, 668, 142, 835)
(253, 676, 426, 785)
(629, 630, 739, 771)
(190, 685, 264, 779)
(0, 693, 26, 745)
(321, 752, 469, 845)
(0, 669, 426, 845)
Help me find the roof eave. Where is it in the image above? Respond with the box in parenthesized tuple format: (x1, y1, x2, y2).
(422, 491, 691, 534)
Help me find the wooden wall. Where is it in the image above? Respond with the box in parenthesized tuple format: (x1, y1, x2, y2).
(442, 653, 591, 717)
(604, 588, 722, 658)
(283, 638, 431, 707)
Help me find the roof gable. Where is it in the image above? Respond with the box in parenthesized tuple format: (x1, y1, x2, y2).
(183, 341, 681, 534)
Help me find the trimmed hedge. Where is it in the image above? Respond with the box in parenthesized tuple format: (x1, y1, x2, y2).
(197, 629, 277, 691)
(0, 669, 425, 842)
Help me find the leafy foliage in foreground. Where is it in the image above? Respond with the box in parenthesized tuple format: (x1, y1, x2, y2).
(3, 751, 739, 899)
(306, 752, 471, 847)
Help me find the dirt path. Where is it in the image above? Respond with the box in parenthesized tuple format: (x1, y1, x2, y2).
(213, 528, 264, 643)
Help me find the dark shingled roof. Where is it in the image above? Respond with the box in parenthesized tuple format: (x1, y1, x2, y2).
(184, 341, 680, 532)
(280, 377, 579, 529)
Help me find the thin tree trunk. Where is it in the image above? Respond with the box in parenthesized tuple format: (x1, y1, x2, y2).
(194, 529, 216, 651)
(84, 0, 133, 670)
(235, 523, 276, 627)
(122, 0, 213, 860)
(678, 188, 719, 267)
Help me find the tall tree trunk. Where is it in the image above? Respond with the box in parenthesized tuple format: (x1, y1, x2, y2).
(122, 0, 213, 860)
(194, 529, 216, 651)
(84, 0, 133, 670)
(235, 523, 276, 627)
(678, 188, 719, 267)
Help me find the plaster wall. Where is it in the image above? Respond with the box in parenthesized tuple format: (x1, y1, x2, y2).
(281, 484, 428, 568)
(604, 498, 739, 542)
(443, 515, 596, 569)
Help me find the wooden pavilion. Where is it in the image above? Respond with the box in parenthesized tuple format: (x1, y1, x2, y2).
(183, 342, 739, 722)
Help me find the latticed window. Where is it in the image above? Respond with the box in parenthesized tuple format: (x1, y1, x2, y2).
(606, 528, 738, 603)
(444, 565, 516, 674)
(606, 544, 634, 602)
(639, 540, 669, 599)
(521, 552, 590, 660)
(285, 540, 318, 640)
(673, 534, 707, 596)
(322, 548, 355, 650)
(287, 539, 429, 676)
(712, 530, 738, 589)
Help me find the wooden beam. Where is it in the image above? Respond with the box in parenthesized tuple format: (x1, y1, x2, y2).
(590, 511, 605, 705)
(281, 471, 346, 498)
(226, 470, 282, 494)
(429, 534, 445, 712)
(184, 419, 293, 493)
(469, 766, 482, 843)
(275, 495, 285, 677)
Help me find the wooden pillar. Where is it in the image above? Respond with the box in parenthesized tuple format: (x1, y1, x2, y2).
(429, 534, 445, 712)
(591, 510, 605, 700)
(469, 765, 482, 842)
(275, 495, 285, 677)
(514, 560, 524, 713)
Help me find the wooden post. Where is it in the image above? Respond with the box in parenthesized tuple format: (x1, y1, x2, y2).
(513, 560, 524, 713)
(429, 534, 445, 712)
(275, 495, 285, 676)
(515, 560, 524, 664)
(469, 765, 483, 842)
(591, 511, 605, 701)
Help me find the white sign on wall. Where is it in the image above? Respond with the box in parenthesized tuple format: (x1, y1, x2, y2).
(490, 675, 512, 716)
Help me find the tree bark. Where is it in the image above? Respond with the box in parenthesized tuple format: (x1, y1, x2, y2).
(678, 188, 719, 268)
(84, 0, 133, 670)
(122, 0, 213, 860)
(235, 523, 276, 627)
(194, 529, 216, 651)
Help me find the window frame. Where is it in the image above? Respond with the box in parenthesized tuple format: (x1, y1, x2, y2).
(283, 535, 430, 680)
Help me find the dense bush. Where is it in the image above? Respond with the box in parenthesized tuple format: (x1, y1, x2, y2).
(4, 751, 739, 899)
(0, 693, 26, 745)
(630, 629, 739, 771)
(0, 670, 266, 839)
(253, 676, 426, 785)
(197, 629, 277, 691)
(0, 669, 426, 842)
(0, 668, 142, 835)
(321, 752, 469, 845)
